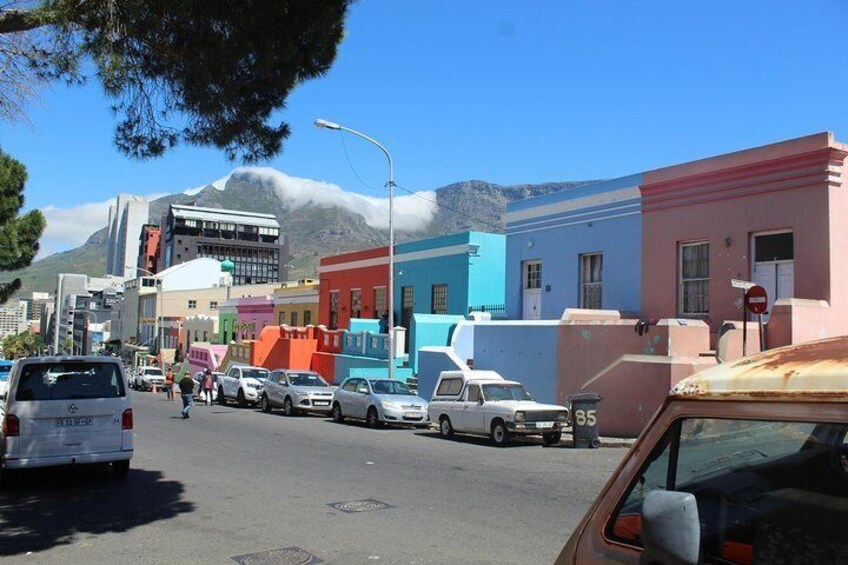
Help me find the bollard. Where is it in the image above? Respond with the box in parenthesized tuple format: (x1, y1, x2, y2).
(567, 392, 602, 448)
(152, 382, 157, 394)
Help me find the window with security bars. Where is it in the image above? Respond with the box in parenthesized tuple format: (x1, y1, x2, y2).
(373, 287, 387, 319)
(291, 311, 298, 327)
(329, 291, 340, 329)
(303, 310, 312, 326)
(680, 242, 709, 315)
(524, 261, 542, 289)
(350, 289, 362, 318)
(431, 284, 448, 314)
(580, 253, 603, 309)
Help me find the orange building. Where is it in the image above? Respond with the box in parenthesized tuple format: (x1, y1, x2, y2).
(137, 224, 161, 274)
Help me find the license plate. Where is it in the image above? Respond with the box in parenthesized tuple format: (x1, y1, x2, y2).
(313, 401, 330, 406)
(55, 417, 93, 428)
(404, 412, 420, 419)
(535, 422, 554, 429)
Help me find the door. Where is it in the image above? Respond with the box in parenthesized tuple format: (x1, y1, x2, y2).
(268, 371, 285, 405)
(523, 260, 542, 320)
(459, 384, 486, 433)
(13, 361, 127, 459)
(751, 232, 794, 321)
(401, 286, 414, 329)
(350, 379, 369, 419)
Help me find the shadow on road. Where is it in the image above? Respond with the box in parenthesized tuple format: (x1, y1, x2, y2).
(0, 465, 193, 557)
(413, 430, 550, 448)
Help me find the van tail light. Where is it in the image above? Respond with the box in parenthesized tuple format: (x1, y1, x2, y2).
(3, 414, 19, 437)
(122, 408, 133, 430)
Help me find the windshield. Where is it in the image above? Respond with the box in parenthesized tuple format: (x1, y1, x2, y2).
(481, 384, 533, 402)
(371, 380, 414, 395)
(143, 368, 163, 376)
(15, 362, 126, 401)
(288, 373, 328, 387)
(243, 369, 269, 380)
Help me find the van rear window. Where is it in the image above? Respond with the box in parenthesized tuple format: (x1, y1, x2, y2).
(436, 378, 463, 396)
(15, 362, 126, 401)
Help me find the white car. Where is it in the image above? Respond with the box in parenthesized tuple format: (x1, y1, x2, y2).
(260, 370, 334, 415)
(332, 377, 429, 428)
(428, 370, 569, 447)
(133, 366, 165, 392)
(217, 366, 269, 407)
(0, 356, 133, 476)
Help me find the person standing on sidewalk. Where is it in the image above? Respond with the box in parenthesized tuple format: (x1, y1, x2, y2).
(202, 369, 215, 406)
(179, 375, 195, 419)
(165, 366, 175, 401)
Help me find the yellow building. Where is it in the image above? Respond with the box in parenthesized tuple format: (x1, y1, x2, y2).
(273, 279, 319, 327)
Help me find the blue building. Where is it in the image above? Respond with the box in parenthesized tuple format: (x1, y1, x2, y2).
(393, 231, 506, 329)
(504, 174, 643, 320)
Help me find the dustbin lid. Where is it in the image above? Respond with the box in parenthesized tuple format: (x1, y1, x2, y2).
(567, 392, 602, 402)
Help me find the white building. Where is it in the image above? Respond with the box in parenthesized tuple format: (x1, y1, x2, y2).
(0, 301, 28, 340)
(51, 273, 124, 354)
(106, 194, 150, 279)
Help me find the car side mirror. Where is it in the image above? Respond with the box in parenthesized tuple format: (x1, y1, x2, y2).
(639, 491, 700, 565)
(477, 397, 484, 405)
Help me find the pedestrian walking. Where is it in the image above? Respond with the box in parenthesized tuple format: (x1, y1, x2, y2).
(165, 366, 175, 401)
(202, 369, 214, 406)
(179, 375, 195, 419)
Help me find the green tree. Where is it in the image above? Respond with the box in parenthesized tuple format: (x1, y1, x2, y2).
(0, 148, 46, 303)
(0, 1, 351, 162)
(1, 331, 45, 358)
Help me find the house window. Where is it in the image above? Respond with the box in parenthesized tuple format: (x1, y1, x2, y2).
(431, 284, 448, 315)
(373, 286, 387, 319)
(329, 290, 340, 329)
(350, 289, 362, 318)
(580, 253, 603, 309)
(278, 312, 286, 325)
(210, 301, 218, 310)
(525, 261, 542, 290)
(401, 286, 414, 329)
(303, 310, 312, 325)
(188, 300, 197, 309)
(680, 242, 709, 315)
(291, 311, 298, 327)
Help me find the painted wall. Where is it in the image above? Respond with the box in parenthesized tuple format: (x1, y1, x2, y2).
(472, 321, 561, 405)
(505, 175, 643, 320)
(273, 280, 319, 327)
(187, 344, 228, 375)
(236, 296, 275, 340)
(218, 310, 237, 344)
(640, 132, 848, 335)
(318, 247, 389, 329)
(415, 347, 470, 401)
(409, 314, 465, 372)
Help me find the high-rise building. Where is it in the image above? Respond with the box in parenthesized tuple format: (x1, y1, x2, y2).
(106, 194, 150, 279)
(0, 301, 28, 340)
(158, 205, 289, 286)
(50, 273, 124, 354)
(137, 224, 161, 274)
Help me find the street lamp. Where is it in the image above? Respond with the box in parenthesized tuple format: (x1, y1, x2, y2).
(314, 118, 395, 381)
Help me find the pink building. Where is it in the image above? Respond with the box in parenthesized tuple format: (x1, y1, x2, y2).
(641, 132, 848, 346)
(236, 296, 275, 341)
(187, 344, 228, 375)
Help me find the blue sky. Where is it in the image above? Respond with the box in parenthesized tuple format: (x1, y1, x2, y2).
(2, 0, 847, 255)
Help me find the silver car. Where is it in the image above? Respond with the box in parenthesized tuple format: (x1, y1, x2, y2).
(332, 377, 429, 428)
(260, 370, 334, 416)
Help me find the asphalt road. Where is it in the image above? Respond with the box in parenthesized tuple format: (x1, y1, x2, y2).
(0, 391, 627, 564)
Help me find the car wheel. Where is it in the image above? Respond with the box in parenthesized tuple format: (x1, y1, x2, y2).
(113, 460, 130, 479)
(490, 420, 510, 447)
(283, 396, 294, 416)
(331, 402, 345, 423)
(439, 416, 454, 438)
(366, 406, 381, 429)
(218, 387, 227, 405)
(542, 431, 562, 446)
(237, 390, 247, 408)
(260, 394, 272, 413)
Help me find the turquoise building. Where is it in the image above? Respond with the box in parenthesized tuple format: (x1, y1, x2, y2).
(393, 231, 506, 328)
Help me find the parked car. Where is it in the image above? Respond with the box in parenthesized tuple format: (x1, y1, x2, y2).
(332, 377, 429, 428)
(260, 370, 334, 415)
(217, 365, 269, 407)
(556, 336, 848, 565)
(428, 370, 569, 447)
(133, 366, 165, 392)
(0, 356, 133, 477)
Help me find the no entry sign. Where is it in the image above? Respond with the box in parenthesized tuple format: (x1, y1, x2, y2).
(745, 285, 768, 315)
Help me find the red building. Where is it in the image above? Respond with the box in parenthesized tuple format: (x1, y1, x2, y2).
(137, 224, 161, 274)
(318, 247, 389, 329)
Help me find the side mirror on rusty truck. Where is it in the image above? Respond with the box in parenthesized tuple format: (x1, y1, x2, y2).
(639, 490, 700, 565)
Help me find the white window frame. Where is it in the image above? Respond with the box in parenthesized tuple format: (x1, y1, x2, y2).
(679, 241, 710, 316)
(580, 253, 603, 309)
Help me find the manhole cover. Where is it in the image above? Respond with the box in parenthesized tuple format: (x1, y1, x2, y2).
(231, 547, 321, 565)
(328, 499, 394, 513)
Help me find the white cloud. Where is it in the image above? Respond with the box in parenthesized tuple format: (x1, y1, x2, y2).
(183, 174, 231, 196)
(230, 167, 437, 232)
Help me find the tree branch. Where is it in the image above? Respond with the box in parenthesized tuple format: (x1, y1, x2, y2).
(0, 9, 44, 34)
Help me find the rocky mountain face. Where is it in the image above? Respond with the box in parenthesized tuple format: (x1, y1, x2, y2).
(3, 176, 596, 295)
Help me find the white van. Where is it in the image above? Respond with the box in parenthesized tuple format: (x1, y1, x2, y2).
(0, 357, 133, 477)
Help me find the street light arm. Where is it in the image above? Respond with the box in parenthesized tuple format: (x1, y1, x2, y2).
(336, 125, 394, 174)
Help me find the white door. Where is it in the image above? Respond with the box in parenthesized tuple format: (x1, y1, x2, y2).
(459, 384, 486, 433)
(751, 231, 794, 321)
(523, 261, 542, 320)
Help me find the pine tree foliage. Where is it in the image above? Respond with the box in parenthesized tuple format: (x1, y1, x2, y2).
(0, 147, 46, 303)
(0, 1, 352, 162)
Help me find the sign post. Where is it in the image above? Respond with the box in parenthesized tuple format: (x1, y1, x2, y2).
(744, 284, 769, 356)
(732, 279, 756, 357)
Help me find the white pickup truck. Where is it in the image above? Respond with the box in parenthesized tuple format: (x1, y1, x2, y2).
(428, 370, 569, 446)
(132, 366, 165, 392)
(217, 365, 270, 407)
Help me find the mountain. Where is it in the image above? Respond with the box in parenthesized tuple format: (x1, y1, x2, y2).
(0, 176, 596, 296)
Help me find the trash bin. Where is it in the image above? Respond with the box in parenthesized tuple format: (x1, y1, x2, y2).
(568, 392, 602, 448)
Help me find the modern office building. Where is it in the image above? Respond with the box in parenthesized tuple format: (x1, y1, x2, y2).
(106, 194, 150, 279)
(71, 287, 122, 355)
(158, 204, 289, 286)
(0, 301, 28, 340)
(137, 224, 161, 274)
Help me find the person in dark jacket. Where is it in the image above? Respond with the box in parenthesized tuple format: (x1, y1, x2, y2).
(178, 375, 195, 419)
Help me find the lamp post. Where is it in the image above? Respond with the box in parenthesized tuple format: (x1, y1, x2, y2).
(314, 119, 395, 381)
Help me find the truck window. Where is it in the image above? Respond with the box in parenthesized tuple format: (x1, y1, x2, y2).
(466, 384, 480, 402)
(16, 362, 126, 401)
(436, 378, 462, 396)
(607, 418, 848, 564)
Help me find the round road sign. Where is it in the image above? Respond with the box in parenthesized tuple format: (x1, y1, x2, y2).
(745, 285, 768, 315)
